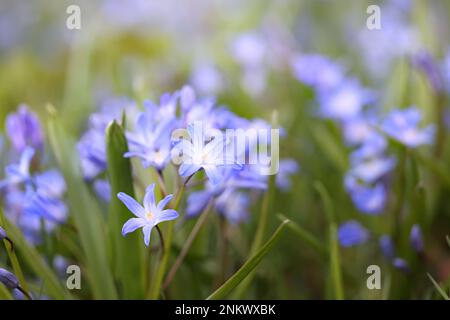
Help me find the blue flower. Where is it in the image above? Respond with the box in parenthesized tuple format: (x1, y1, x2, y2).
(174, 122, 237, 185)
(1, 147, 35, 188)
(382, 107, 435, 147)
(348, 157, 396, 184)
(93, 179, 111, 202)
(5, 105, 43, 153)
(291, 54, 344, 91)
(350, 133, 388, 162)
(0, 268, 19, 289)
(118, 183, 179, 246)
(379, 235, 395, 260)
(409, 224, 424, 253)
(77, 128, 108, 180)
(125, 110, 176, 171)
(276, 159, 299, 191)
(392, 258, 410, 273)
(318, 79, 374, 120)
(215, 190, 250, 224)
(347, 181, 387, 214)
(338, 220, 370, 247)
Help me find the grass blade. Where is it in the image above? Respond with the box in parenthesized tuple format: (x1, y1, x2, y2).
(277, 214, 326, 256)
(1, 214, 71, 299)
(329, 223, 344, 300)
(427, 273, 450, 300)
(207, 219, 290, 300)
(106, 121, 145, 299)
(47, 108, 117, 299)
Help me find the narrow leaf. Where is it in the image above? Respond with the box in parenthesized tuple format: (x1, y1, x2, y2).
(106, 121, 145, 298)
(47, 108, 117, 299)
(427, 273, 450, 300)
(207, 219, 290, 300)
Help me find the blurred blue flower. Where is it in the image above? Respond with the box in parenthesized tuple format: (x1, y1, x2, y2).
(346, 181, 387, 214)
(25, 192, 68, 225)
(93, 179, 111, 202)
(1, 147, 35, 188)
(215, 190, 250, 224)
(5, 105, 43, 153)
(348, 157, 396, 184)
(338, 220, 370, 247)
(342, 116, 376, 146)
(379, 235, 395, 260)
(118, 183, 178, 246)
(276, 159, 299, 191)
(34, 169, 66, 198)
(392, 257, 410, 273)
(350, 133, 387, 162)
(77, 129, 108, 181)
(291, 54, 344, 91)
(382, 107, 435, 147)
(409, 224, 424, 253)
(190, 63, 223, 95)
(0, 268, 19, 289)
(78, 97, 138, 180)
(318, 79, 374, 120)
(125, 110, 176, 171)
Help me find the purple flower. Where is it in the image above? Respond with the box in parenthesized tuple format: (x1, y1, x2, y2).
(125, 110, 176, 171)
(318, 79, 374, 120)
(379, 235, 395, 260)
(350, 133, 388, 161)
(5, 105, 43, 153)
(276, 159, 299, 191)
(215, 190, 250, 224)
(338, 220, 370, 247)
(348, 157, 396, 184)
(118, 183, 178, 246)
(409, 224, 424, 253)
(347, 181, 387, 214)
(174, 122, 237, 185)
(342, 116, 375, 146)
(392, 258, 410, 273)
(0, 226, 6, 239)
(77, 128, 108, 180)
(231, 33, 266, 69)
(190, 63, 223, 95)
(382, 107, 435, 147)
(34, 170, 66, 198)
(0, 268, 19, 289)
(25, 192, 68, 225)
(1, 147, 35, 188)
(78, 97, 138, 180)
(93, 179, 111, 202)
(291, 54, 344, 91)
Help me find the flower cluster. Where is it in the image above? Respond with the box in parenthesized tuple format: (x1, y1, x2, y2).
(0, 106, 67, 244)
(292, 53, 434, 268)
(112, 85, 298, 245)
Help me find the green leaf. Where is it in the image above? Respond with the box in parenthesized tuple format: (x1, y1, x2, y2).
(233, 175, 275, 298)
(427, 273, 450, 300)
(329, 223, 344, 300)
(277, 214, 326, 256)
(0, 284, 13, 300)
(106, 121, 145, 299)
(206, 219, 290, 300)
(47, 108, 117, 299)
(1, 215, 71, 299)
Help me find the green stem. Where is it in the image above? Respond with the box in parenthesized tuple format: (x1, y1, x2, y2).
(0, 210, 29, 293)
(163, 200, 214, 290)
(147, 175, 191, 299)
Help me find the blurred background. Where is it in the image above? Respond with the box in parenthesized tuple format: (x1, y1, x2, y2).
(1, 0, 450, 299)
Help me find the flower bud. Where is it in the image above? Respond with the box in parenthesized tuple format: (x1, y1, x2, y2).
(0, 268, 19, 289)
(409, 224, 424, 253)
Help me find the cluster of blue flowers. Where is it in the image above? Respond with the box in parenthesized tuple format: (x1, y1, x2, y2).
(0, 105, 67, 244)
(292, 53, 433, 270)
(78, 86, 298, 246)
